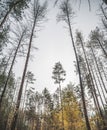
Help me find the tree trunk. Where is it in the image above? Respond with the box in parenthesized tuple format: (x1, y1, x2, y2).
(0, 31, 24, 109)
(96, 37, 107, 58)
(78, 35, 105, 120)
(89, 64, 106, 127)
(101, 5, 107, 20)
(92, 62, 107, 106)
(66, 9, 91, 130)
(98, 58, 107, 82)
(0, 0, 22, 28)
(78, 35, 100, 111)
(59, 83, 64, 130)
(90, 64, 105, 111)
(2, 50, 14, 75)
(89, 43, 107, 94)
(10, 2, 39, 129)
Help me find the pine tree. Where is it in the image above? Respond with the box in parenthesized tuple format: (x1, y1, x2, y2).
(57, 1, 91, 129)
(10, 0, 47, 129)
(0, 23, 28, 109)
(0, 0, 31, 28)
(52, 61, 66, 130)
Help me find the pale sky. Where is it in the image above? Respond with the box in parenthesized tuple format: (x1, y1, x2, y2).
(14, 0, 101, 93)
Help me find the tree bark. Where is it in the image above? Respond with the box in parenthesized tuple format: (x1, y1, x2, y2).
(59, 83, 64, 130)
(66, 8, 91, 130)
(10, 1, 39, 129)
(0, 31, 24, 109)
(78, 35, 105, 120)
(89, 43, 107, 94)
(92, 62, 107, 105)
(0, 0, 22, 28)
(98, 58, 107, 82)
(90, 64, 105, 111)
(96, 37, 107, 59)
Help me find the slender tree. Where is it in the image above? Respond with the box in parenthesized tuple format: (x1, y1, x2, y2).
(21, 71, 36, 128)
(98, 58, 107, 83)
(0, 24, 9, 54)
(42, 88, 53, 129)
(75, 31, 105, 117)
(0, 0, 31, 28)
(52, 61, 66, 130)
(10, 0, 47, 130)
(22, 71, 36, 110)
(0, 24, 28, 109)
(89, 28, 107, 59)
(100, 5, 107, 32)
(88, 41, 107, 97)
(57, 1, 91, 129)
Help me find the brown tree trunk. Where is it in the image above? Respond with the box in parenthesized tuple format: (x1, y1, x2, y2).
(96, 37, 107, 58)
(59, 83, 64, 130)
(66, 9, 91, 130)
(89, 64, 106, 127)
(89, 43, 107, 94)
(90, 64, 105, 111)
(98, 59, 107, 82)
(2, 50, 14, 75)
(10, 1, 39, 129)
(91, 62, 107, 106)
(78, 35, 106, 126)
(0, 31, 24, 109)
(0, 0, 22, 28)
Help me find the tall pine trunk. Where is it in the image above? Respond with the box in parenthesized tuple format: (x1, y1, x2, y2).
(59, 83, 64, 130)
(77, 34, 105, 121)
(0, 30, 24, 109)
(90, 64, 105, 110)
(95, 37, 107, 58)
(10, 18, 36, 130)
(92, 63, 107, 105)
(98, 59, 107, 82)
(0, 1, 22, 28)
(10, 1, 41, 129)
(66, 9, 91, 130)
(89, 43, 107, 96)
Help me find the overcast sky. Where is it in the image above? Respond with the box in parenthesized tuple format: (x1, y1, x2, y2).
(14, 0, 101, 93)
